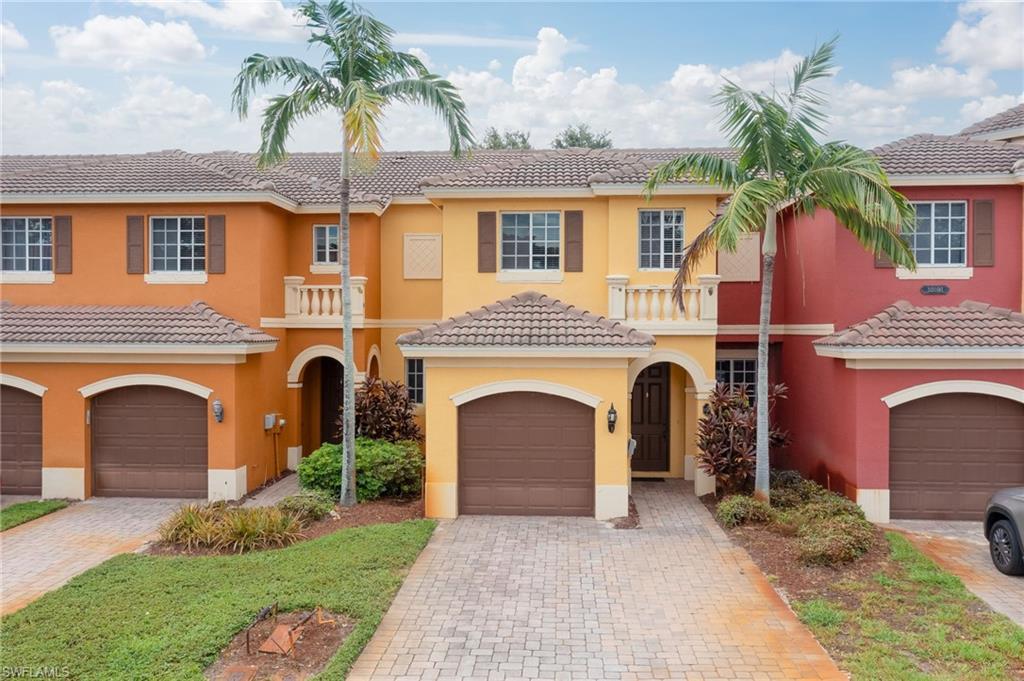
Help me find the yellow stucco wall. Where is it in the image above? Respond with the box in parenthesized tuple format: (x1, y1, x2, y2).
(420, 359, 633, 519)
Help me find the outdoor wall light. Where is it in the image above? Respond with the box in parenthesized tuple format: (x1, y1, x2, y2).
(607, 403, 618, 433)
(212, 399, 225, 423)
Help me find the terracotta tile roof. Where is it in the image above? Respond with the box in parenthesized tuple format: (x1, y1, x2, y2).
(396, 291, 654, 348)
(871, 134, 1024, 175)
(814, 300, 1024, 349)
(0, 301, 278, 345)
(959, 103, 1024, 137)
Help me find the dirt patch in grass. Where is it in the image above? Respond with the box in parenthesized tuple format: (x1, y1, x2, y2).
(608, 496, 640, 529)
(703, 494, 1024, 680)
(147, 498, 424, 557)
(204, 609, 355, 681)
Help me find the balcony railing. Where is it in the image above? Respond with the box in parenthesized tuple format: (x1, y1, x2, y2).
(280, 275, 366, 326)
(607, 274, 720, 333)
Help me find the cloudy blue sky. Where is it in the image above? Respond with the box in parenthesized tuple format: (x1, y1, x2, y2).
(1, 1, 1021, 154)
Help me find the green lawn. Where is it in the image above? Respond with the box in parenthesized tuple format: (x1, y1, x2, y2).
(0, 499, 68, 531)
(0, 520, 435, 680)
(794, 532, 1024, 681)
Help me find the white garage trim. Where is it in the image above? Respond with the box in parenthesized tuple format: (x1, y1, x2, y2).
(0, 373, 47, 397)
(287, 344, 345, 383)
(78, 374, 213, 399)
(628, 350, 715, 396)
(450, 380, 603, 408)
(882, 380, 1024, 407)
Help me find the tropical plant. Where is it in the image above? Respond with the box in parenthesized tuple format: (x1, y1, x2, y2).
(232, 0, 473, 505)
(696, 383, 789, 494)
(643, 37, 915, 502)
(479, 126, 532, 149)
(341, 376, 422, 442)
(277, 489, 336, 523)
(298, 437, 424, 502)
(551, 123, 612, 149)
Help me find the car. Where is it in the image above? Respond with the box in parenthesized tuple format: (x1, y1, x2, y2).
(985, 488, 1024, 576)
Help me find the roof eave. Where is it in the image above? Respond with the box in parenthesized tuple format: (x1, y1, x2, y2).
(965, 125, 1024, 142)
(813, 345, 1023, 360)
(397, 344, 652, 358)
(0, 341, 278, 355)
(589, 182, 728, 195)
(886, 173, 1021, 186)
(419, 187, 595, 199)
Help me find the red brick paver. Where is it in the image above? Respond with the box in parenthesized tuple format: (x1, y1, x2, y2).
(349, 480, 843, 680)
(0, 497, 182, 615)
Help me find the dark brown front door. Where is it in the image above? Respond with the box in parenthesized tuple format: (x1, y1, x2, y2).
(91, 385, 207, 498)
(631, 363, 670, 472)
(458, 392, 594, 516)
(1, 386, 43, 495)
(320, 358, 343, 444)
(890, 393, 1024, 520)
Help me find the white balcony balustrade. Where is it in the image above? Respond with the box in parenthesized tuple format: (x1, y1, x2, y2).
(607, 274, 720, 333)
(279, 275, 366, 326)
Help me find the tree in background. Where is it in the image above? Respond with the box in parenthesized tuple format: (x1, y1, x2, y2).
(551, 123, 612, 149)
(232, 0, 473, 505)
(643, 37, 915, 503)
(479, 126, 532, 149)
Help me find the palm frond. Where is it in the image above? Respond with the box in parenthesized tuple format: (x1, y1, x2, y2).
(256, 83, 330, 167)
(786, 35, 837, 134)
(377, 75, 475, 156)
(231, 54, 328, 118)
(343, 80, 385, 158)
(642, 153, 747, 199)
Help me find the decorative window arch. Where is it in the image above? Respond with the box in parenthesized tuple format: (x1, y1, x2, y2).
(286, 344, 346, 384)
(366, 344, 382, 379)
(78, 374, 213, 399)
(628, 349, 715, 396)
(450, 380, 602, 408)
(882, 380, 1024, 407)
(0, 373, 47, 397)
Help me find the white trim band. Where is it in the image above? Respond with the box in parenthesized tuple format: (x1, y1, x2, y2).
(78, 374, 214, 399)
(401, 345, 651, 359)
(450, 380, 603, 408)
(0, 373, 47, 396)
(882, 380, 1024, 407)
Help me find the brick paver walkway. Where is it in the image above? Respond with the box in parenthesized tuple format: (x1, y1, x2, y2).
(243, 473, 300, 507)
(349, 480, 843, 680)
(891, 520, 1024, 627)
(0, 497, 182, 615)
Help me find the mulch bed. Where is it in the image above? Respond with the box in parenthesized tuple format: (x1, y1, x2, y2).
(204, 609, 354, 681)
(146, 498, 424, 557)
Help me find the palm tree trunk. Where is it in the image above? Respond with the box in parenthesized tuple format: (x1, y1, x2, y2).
(753, 207, 777, 502)
(339, 132, 357, 507)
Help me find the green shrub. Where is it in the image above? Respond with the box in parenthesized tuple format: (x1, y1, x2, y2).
(351, 377, 423, 442)
(798, 493, 866, 522)
(770, 468, 804, 489)
(217, 507, 304, 554)
(716, 495, 774, 528)
(158, 503, 223, 550)
(277, 490, 335, 523)
(797, 515, 875, 565)
(297, 438, 424, 502)
(770, 479, 830, 509)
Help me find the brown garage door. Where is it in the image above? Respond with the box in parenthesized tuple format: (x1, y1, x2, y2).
(890, 393, 1024, 520)
(1, 386, 43, 495)
(92, 385, 207, 498)
(458, 392, 594, 516)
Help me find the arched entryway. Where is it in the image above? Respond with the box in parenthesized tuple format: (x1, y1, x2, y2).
(1, 385, 43, 495)
(300, 357, 345, 454)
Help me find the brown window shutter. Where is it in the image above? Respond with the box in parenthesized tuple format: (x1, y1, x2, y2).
(564, 210, 583, 272)
(874, 252, 895, 268)
(973, 199, 994, 267)
(477, 211, 496, 273)
(126, 215, 145, 274)
(54, 215, 72, 274)
(207, 214, 226, 273)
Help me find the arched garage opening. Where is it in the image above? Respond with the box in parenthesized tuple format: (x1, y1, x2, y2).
(889, 392, 1024, 520)
(1, 384, 43, 495)
(457, 391, 595, 516)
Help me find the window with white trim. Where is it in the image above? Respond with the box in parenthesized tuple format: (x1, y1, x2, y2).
(903, 201, 967, 266)
(151, 216, 206, 272)
(638, 209, 685, 269)
(716, 355, 757, 398)
(313, 224, 339, 264)
(1, 217, 52, 272)
(405, 358, 424, 404)
(500, 212, 560, 271)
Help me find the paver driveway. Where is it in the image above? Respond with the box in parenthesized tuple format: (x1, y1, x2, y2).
(891, 519, 1024, 627)
(0, 497, 182, 615)
(350, 480, 842, 681)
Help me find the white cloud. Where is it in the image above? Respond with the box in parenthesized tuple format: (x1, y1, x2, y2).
(960, 93, 1024, 124)
(939, 1, 1024, 70)
(1, 20, 29, 50)
(132, 0, 306, 41)
(407, 48, 434, 71)
(50, 15, 207, 70)
(890, 65, 994, 98)
(393, 32, 538, 50)
(488, 59, 502, 71)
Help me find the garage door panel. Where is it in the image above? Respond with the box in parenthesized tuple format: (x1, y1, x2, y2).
(1, 386, 43, 495)
(890, 393, 1024, 520)
(92, 385, 207, 498)
(458, 392, 594, 516)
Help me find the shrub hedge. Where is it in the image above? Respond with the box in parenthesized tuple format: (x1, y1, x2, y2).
(716, 495, 773, 528)
(297, 437, 424, 502)
(158, 504, 304, 553)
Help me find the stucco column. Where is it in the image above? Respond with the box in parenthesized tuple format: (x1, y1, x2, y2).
(691, 394, 716, 497)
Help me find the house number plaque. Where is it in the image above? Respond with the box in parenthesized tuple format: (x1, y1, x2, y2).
(920, 284, 950, 295)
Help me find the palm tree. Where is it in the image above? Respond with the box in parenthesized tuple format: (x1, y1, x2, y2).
(643, 37, 915, 502)
(232, 0, 473, 506)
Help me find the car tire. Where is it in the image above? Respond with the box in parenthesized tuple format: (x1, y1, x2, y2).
(989, 519, 1024, 576)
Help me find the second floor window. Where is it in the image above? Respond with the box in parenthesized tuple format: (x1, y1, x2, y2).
(151, 216, 205, 272)
(716, 356, 756, 399)
(313, 224, 339, 264)
(904, 201, 967, 266)
(1, 217, 52, 272)
(639, 209, 685, 269)
(501, 212, 560, 271)
(405, 358, 424, 404)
